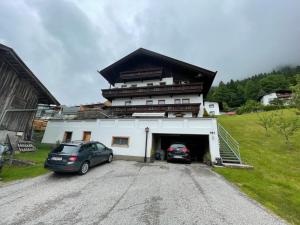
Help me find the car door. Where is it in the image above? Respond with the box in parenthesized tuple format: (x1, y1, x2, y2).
(96, 143, 108, 163)
(86, 143, 99, 166)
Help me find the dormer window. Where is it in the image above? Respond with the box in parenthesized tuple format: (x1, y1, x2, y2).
(131, 84, 137, 88)
(121, 84, 127, 88)
(147, 83, 153, 86)
(209, 104, 214, 108)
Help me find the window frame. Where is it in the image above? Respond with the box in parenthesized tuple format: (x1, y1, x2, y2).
(182, 99, 190, 104)
(82, 131, 91, 142)
(158, 100, 165, 105)
(124, 100, 132, 106)
(174, 99, 181, 104)
(147, 83, 153, 86)
(146, 100, 153, 105)
(111, 136, 130, 148)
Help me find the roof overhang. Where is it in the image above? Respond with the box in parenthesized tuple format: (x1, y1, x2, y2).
(0, 43, 60, 105)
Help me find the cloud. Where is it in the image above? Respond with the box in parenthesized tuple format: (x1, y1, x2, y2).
(0, 0, 300, 104)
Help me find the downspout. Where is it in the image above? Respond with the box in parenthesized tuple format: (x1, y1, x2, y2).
(144, 127, 150, 163)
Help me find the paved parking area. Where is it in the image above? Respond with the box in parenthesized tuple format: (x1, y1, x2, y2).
(0, 161, 286, 225)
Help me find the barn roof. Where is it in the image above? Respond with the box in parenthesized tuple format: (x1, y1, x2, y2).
(98, 48, 217, 96)
(0, 43, 60, 105)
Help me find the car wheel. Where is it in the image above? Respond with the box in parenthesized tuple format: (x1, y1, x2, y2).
(107, 154, 113, 163)
(79, 161, 89, 175)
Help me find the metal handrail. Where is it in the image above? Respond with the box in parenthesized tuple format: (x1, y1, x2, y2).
(217, 122, 241, 163)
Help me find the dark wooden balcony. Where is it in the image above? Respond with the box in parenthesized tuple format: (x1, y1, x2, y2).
(102, 83, 203, 100)
(108, 103, 201, 115)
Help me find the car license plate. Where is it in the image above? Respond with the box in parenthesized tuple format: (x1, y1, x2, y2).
(51, 156, 62, 161)
(173, 155, 182, 159)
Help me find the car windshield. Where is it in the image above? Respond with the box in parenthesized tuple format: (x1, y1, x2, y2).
(171, 144, 186, 148)
(53, 145, 79, 154)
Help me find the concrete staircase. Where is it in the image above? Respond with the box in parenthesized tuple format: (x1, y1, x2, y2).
(217, 123, 242, 164)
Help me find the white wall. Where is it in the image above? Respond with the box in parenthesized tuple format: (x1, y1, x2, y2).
(112, 94, 203, 118)
(260, 93, 277, 105)
(204, 101, 220, 115)
(42, 118, 220, 163)
(112, 94, 203, 106)
(114, 77, 174, 88)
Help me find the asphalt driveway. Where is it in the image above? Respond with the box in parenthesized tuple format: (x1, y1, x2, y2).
(0, 161, 286, 225)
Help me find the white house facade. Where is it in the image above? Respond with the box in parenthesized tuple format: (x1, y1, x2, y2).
(204, 101, 220, 115)
(260, 90, 292, 106)
(42, 118, 220, 163)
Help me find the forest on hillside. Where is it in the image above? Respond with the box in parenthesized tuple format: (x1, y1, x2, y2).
(206, 66, 300, 109)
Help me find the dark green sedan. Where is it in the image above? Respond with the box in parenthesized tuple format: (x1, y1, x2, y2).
(44, 141, 113, 175)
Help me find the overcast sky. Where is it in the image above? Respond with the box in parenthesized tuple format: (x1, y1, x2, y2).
(1, 0, 300, 105)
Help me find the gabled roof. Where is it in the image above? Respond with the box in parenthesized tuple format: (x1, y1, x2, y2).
(0, 43, 60, 105)
(98, 48, 217, 95)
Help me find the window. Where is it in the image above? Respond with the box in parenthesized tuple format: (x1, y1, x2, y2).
(181, 81, 189, 84)
(125, 100, 131, 106)
(112, 137, 129, 147)
(131, 84, 137, 88)
(63, 131, 72, 142)
(146, 100, 153, 105)
(182, 99, 190, 104)
(147, 83, 153, 86)
(158, 100, 165, 105)
(160, 82, 166, 86)
(174, 99, 181, 104)
(209, 111, 215, 115)
(209, 104, 214, 108)
(96, 143, 106, 151)
(121, 84, 127, 88)
(82, 131, 91, 142)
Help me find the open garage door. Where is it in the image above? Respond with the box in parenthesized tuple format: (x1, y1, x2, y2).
(151, 134, 210, 162)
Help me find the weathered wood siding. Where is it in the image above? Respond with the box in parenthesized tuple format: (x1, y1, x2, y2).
(0, 59, 38, 139)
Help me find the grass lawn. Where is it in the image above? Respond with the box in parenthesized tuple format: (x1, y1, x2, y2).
(215, 109, 300, 224)
(0, 144, 53, 182)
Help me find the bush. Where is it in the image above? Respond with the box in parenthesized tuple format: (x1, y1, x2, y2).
(237, 100, 263, 114)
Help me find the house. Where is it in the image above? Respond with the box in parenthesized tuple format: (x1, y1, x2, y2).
(0, 43, 59, 143)
(43, 48, 241, 164)
(259, 90, 292, 106)
(204, 101, 220, 115)
(100, 48, 216, 118)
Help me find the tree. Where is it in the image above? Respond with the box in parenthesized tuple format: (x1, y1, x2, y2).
(274, 111, 299, 149)
(257, 112, 275, 136)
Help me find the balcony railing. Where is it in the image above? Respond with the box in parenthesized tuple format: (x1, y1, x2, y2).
(102, 82, 203, 100)
(108, 103, 201, 114)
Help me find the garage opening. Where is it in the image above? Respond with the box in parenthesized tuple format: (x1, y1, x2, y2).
(151, 134, 210, 163)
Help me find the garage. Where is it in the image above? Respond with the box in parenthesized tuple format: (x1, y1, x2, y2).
(151, 133, 210, 163)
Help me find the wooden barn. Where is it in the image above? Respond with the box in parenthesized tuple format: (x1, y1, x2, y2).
(0, 43, 59, 143)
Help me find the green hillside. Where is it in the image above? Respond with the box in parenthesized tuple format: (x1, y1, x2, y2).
(215, 109, 300, 224)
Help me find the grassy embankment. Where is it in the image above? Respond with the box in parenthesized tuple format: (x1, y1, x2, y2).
(0, 144, 52, 182)
(215, 109, 300, 224)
